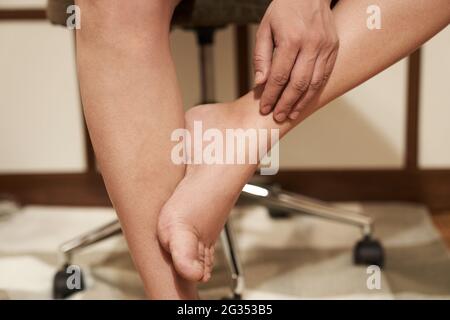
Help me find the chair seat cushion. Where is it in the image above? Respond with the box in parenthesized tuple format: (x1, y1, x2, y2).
(47, 0, 271, 27)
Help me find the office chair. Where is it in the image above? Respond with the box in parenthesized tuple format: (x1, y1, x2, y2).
(47, 0, 383, 300)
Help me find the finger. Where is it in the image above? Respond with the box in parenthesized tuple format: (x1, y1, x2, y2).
(290, 50, 328, 117)
(321, 15, 339, 88)
(272, 49, 317, 121)
(253, 23, 273, 85)
(260, 43, 299, 117)
(323, 48, 338, 86)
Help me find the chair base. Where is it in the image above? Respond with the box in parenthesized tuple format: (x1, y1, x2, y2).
(52, 182, 384, 299)
(52, 219, 243, 299)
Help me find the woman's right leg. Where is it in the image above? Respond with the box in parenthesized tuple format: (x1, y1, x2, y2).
(74, 0, 197, 299)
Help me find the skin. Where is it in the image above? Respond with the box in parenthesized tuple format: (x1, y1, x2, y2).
(255, 0, 339, 122)
(158, 0, 450, 283)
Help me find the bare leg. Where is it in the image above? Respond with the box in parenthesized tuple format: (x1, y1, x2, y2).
(158, 0, 450, 281)
(75, 0, 197, 298)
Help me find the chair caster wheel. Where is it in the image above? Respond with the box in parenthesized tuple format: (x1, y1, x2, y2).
(222, 293, 242, 300)
(353, 236, 384, 268)
(268, 208, 291, 219)
(53, 264, 85, 299)
(232, 293, 242, 300)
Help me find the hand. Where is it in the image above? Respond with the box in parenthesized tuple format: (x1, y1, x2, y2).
(254, 0, 339, 122)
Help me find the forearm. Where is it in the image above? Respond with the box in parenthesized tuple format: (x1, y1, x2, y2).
(239, 0, 449, 137)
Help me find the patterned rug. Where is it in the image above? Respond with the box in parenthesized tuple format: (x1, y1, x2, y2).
(0, 202, 449, 299)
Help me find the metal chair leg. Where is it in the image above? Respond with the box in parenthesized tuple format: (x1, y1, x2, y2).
(220, 222, 245, 299)
(241, 184, 373, 236)
(58, 220, 122, 265)
(241, 184, 384, 267)
(53, 220, 122, 299)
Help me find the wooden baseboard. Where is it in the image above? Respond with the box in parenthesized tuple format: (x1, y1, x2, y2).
(269, 169, 450, 210)
(0, 10, 46, 20)
(1, 169, 449, 210)
(0, 173, 110, 207)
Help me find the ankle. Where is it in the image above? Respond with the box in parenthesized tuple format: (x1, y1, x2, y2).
(228, 92, 260, 128)
(233, 89, 298, 138)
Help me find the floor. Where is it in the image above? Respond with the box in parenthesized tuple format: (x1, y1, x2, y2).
(432, 211, 450, 248)
(1, 202, 450, 300)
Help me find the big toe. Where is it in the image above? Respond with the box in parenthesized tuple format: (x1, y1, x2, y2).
(169, 228, 205, 282)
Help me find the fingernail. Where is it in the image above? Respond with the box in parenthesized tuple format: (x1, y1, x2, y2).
(275, 113, 286, 122)
(289, 111, 300, 120)
(261, 105, 272, 114)
(255, 71, 264, 84)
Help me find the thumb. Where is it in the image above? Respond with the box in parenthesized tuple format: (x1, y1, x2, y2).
(253, 24, 273, 85)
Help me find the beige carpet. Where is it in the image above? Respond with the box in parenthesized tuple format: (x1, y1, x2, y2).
(0, 202, 449, 299)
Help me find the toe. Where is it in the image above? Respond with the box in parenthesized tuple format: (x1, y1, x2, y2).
(207, 246, 214, 269)
(203, 272, 211, 282)
(170, 228, 204, 282)
(198, 242, 205, 263)
(202, 247, 212, 282)
(210, 246, 215, 268)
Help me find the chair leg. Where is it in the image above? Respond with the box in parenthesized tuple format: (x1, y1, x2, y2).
(58, 220, 122, 266)
(220, 222, 245, 299)
(241, 183, 384, 267)
(242, 184, 374, 235)
(53, 220, 122, 299)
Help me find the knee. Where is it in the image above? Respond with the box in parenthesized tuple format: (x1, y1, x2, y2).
(76, 0, 175, 39)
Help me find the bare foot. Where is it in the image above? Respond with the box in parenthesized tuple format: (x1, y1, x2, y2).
(157, 99, 265, 282)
